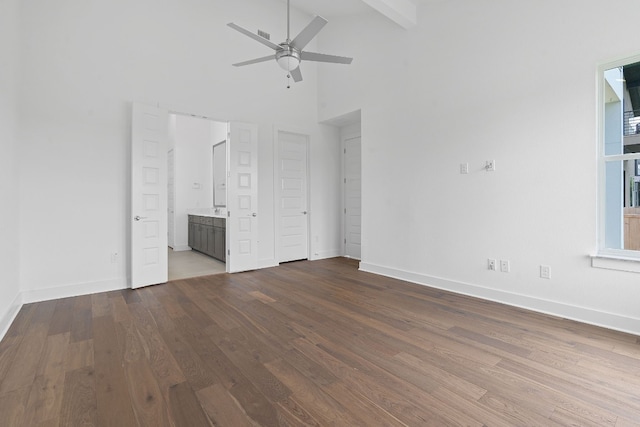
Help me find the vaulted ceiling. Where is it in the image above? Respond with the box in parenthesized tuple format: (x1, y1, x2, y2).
(280, 0, 419, 29)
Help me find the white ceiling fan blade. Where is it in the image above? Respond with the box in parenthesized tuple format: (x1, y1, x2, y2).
(290, 66, 303, 82)
(291, 16, 327, 50)
(300, 51, 353, 65)
(227, 22, 281, 51)
(232, 55, 276, 67)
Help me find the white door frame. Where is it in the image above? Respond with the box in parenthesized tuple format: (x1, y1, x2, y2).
(273, 125, 311, 263)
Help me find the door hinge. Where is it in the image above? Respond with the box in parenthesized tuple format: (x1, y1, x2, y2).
(344, 238, 347, 244)
(227, 249, 230, 255)
(344, 208, 347, 214)
(344, 178, 346, 184)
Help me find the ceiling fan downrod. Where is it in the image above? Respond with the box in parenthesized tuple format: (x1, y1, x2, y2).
(286, 0, 291, 42)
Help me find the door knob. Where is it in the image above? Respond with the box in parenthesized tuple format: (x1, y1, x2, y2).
(134, 216, 147, 221)
(302, 211, 307, 215)
(251, 213, 257, 217)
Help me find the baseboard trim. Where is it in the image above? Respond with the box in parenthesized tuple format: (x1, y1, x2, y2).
(360, 262, 640, 336)
(21, 278, 129, 305)
(310, 249, 342, 261)
(0, 292, 23, 341)
(171, 245, 192, 252)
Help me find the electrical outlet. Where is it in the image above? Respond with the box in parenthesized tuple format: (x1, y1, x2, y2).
(485, 159, 496, 171)
(500, 260, 510, 273)
(460, 163, 469, 174)
(488, 259, 497, 271)
(540, 265, 551, 279)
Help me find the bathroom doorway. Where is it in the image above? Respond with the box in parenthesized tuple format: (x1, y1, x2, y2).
(167, 113, 228, 280)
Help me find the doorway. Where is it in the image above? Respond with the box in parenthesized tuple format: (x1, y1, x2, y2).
(131, 103, 260, 288)
(167, 113, 228, 280)
(276, 129, 310, 263)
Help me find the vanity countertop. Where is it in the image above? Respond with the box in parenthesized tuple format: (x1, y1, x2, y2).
(187, 208, 226, 218)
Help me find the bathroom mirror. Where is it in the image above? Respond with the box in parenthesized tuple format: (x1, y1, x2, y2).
(212, 140, 227, 207)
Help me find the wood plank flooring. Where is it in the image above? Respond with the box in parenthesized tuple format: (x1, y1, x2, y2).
(1, 257, 640, 426)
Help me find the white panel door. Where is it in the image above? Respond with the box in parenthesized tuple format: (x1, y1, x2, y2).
(344, 136, 361, 259)
(277, 131, 309, 262)
(227, 122, 259, 273)
(131, 102, 169, 288)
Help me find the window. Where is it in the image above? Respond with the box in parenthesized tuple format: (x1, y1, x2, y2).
(597, 55, 640, 263)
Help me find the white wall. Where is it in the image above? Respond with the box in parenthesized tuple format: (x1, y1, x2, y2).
(14, 0, 342, 302)
(0, 0, 22, 335)
(318, 0, 640, 334)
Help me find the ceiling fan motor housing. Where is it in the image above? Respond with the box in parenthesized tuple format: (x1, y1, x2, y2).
(276, 44, 301, 71)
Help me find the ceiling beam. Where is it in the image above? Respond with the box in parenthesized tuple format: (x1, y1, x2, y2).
(361, 0, 416, 29)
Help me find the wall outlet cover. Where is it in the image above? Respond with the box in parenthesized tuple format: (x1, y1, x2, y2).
(540, 265, 551, 279)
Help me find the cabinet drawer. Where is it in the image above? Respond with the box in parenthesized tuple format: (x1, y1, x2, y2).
(189, 215, 215, 225)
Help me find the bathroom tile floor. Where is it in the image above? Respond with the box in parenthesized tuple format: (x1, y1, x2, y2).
(168, 247, 226, 280)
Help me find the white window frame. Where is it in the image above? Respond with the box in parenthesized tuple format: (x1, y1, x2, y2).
(594, 53, 640, 272)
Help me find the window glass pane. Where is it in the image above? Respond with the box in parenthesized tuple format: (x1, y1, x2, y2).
(604, 67, 624, 156)
(604, 160, 640, 250)
(618, 61, 640, 154)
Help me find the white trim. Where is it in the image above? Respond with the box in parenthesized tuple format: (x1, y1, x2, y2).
(310, 249, 342, 260)
(273, 125, 311, 264)
(360, 261, 640, 336)
(21, 278, 128, 304)
(591, 254, 640, 273)
(603, 153, 640, 162)
(0, 292, 23, 341)
(171, 245, 192, 252)
(595, 53, 640, 260)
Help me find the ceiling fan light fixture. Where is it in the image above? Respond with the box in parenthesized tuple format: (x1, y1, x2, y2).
(277, 54, 300, 71)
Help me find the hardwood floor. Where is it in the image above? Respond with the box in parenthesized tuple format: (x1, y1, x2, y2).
(1, 257, 640, 426)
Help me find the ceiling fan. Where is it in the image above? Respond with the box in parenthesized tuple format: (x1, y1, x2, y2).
(227, 0, 353, 84)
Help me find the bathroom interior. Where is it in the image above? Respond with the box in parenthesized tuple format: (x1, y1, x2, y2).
(167, 113, 228, 280)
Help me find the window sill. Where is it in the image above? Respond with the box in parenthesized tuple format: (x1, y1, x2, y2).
(591, 253, 640, 273)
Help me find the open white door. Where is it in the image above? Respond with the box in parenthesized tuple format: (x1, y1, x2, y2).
(131, 102, 169, 288)
(227, 122, 259, 273)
